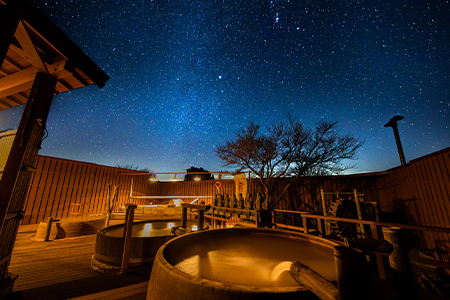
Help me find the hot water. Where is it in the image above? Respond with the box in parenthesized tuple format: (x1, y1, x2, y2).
(105, 220, 178, 237)
(147, 228, 339, 300)
(173, 233, 336, 287)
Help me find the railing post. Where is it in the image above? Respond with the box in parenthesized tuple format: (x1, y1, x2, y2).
(182, 204, 187, 228)
(334, 246, 374, 300)
(302, 215, 309, 234)
(354, 189, 366, 238)
(120, 203, 136, 274)
(370, 224, 387, 280)
(198, 207, 205, 230)
(382, 227, 418, 300)
(320, 189, 329, 235)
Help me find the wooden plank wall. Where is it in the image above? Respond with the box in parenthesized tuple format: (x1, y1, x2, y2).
(21, 147, 449, 260)
(146, 179, 223, 205)
(22, 156, 149, 225)
(147, 175, 383, 212)
(377, 147, 450, 263)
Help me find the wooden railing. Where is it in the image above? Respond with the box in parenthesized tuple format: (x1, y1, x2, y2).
(273, 209, 450, 279)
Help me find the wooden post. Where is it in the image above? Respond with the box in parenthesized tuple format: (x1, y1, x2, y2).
(43, 217, 53, 242)
(354, 189, 366, 238)
(182, 205, 187, 228)
(212, 207, 217, 229)
(334, 246, 374, 300)
(122, 205, 130, 238)
(320, 189, 329, 235)
(120, 203, 136, 274)
(382, 227, 418, 300)
(198, 208, 205, 231)
(129, 177, 133, 202)
(0, 73, 57, 280)
(317, 216, 324, 237)
(370, 224, 386, 280)
(302, 215, 309, 234)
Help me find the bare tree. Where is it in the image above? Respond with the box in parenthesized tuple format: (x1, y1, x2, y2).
(215, 116, 363, 209)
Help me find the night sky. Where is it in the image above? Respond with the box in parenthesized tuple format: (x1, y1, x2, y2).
(1, 0, 449, 180)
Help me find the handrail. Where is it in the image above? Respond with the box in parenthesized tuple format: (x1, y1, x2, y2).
(274, 209, 450, 273)
(0, 129, 17, 138)
(130, 195, 213, 199)
(274, 209, 450, 234)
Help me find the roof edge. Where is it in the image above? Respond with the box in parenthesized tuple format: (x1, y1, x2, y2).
(4, 0, 109, 88)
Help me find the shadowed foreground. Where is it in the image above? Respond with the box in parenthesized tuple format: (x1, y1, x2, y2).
(6, 222, 149, 300)
(5, 223, 448, 300)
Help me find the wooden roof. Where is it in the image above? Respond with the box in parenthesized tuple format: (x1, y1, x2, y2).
(0, 0, 109, 112)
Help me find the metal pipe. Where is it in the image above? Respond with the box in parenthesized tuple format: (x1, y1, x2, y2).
(290, 261, 337, 300)
(289, 246, 375, 300)
(384, 115, 406, 165)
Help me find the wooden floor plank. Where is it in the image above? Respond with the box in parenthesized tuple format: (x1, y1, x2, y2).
(66, 282, 148, 300)
(7, 223, 151, 300)
(6, 223, 450, 300)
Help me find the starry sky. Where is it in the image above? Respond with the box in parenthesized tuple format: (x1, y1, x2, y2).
(1, 0, 449, 180)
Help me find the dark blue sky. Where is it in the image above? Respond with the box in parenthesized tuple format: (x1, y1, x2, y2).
(1, 0, 449, 179)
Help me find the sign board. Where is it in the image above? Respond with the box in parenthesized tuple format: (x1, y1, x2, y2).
(233, 173, 247, 197)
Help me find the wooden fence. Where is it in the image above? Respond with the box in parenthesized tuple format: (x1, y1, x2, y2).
(22, 156, 149, 224)
(376, 147, 450, 265)
(147, 173, 385, 212)
(20, 148, 450, 262)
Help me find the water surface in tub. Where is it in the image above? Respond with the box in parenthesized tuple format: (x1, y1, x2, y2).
(105, 220, 196, 237)
(174, 233, 335, 287)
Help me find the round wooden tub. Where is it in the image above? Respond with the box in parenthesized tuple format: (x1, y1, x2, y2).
(92, 220, 180, 270)
(147, 227, 339, 300)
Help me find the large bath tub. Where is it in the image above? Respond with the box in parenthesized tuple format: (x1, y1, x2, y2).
(147, 227, 339, 300)
(93, 219, 185, 269)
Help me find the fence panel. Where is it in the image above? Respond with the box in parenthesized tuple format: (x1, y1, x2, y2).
(21, 148, 450, 262)
(21, 156, 149, 224)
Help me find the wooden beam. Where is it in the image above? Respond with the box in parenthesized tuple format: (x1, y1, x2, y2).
(14, 21, 48, 73)
(47, 59, 75, 79)
(0, 79, 34, 100)
(0, 66, 36, 91)
(0, 99, 13, 110)
(3, 0, 109, 88)
(0, 60, 75, 98)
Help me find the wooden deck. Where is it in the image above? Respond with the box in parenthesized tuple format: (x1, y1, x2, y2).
(6, 222, 149, 300)
(5, 223, 449, 300)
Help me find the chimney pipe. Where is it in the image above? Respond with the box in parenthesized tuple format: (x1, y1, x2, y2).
(384, 115, 406, 165)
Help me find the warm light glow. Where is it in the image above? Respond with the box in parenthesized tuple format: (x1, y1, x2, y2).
(194, 176, 200, 181)
(141, 223, 152, 236)
(171, 174, 177, 181)
(172, 199, 183, 206)
(150, 177, 158, 182)
(191, 225, 198, 231)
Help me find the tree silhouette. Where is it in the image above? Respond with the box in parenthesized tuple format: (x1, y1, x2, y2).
(215, 115, 363, 208)
(184, 166, 215, 181)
